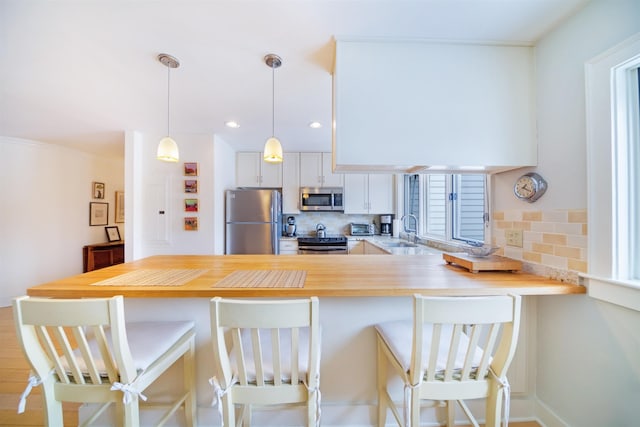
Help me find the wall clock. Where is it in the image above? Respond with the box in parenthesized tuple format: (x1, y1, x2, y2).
(514, 172, 547, 202)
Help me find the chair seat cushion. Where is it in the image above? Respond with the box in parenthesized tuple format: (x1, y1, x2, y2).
(375, 320, 485, 379)
(231, 327, 312, 384)
(65, 321, 194, 379)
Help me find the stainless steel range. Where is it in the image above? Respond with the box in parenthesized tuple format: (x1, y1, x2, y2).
(297, 236, 348, 254)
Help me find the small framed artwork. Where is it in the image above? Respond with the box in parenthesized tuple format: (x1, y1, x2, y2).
(93, 182, 105, 199)
(185, 198, 198, 212)
(89, 202, 109, 226)
(115, 191, 125, 223)
(184, 162, 198, 176)
(184, 217, 198, 231)
(184, 179, 198, 193)
(105, 226, 121, 242)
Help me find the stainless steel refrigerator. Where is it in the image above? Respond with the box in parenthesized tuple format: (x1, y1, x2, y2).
(225, 189, 282, 254)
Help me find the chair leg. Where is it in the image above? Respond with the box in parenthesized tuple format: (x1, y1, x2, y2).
(308, 389, 318, 427)
(409, 388, 421, 427)
(122, 397, 141, 427)
(446, 400, 455, 426)
(376, 340, 388, 427)
(41, 381, 64, 426)
(485, 381, 503, 427)
(184, 340, 197, 426)
(221, 394, 235, 427)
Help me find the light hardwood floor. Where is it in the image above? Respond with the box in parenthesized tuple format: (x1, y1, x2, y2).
(0, 306, 539, 427)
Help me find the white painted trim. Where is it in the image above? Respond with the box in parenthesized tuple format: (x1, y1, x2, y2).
(535, 398, 570, 427)
(582, 274, 640, 312)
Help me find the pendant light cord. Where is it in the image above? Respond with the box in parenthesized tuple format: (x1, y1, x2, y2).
(167, 66, 171, 136)
(271, 63, 275, 137)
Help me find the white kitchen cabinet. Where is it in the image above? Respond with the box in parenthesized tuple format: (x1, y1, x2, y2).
(333, 39, 536, 173)
(279, 238, 298, 255)
(236, 152, 282, 188)
(282, 152, 300, 213)
(299, 152, 343, 187)
(344, 173, 394, 214)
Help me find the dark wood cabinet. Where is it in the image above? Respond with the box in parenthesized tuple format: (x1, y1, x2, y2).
(83, 241, 125, 272)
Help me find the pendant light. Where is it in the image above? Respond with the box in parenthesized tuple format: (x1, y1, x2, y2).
(263, 54, 283, 163)
(157, 53, 180, 162)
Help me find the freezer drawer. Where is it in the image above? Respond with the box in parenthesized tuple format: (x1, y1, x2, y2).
(225, 223, 279, 254)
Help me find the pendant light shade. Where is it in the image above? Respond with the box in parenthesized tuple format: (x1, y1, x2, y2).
(263, 54, 283, 163)
(157, 53, 180, 162)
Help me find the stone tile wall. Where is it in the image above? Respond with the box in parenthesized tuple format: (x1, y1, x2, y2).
(492, 209, 587, 283)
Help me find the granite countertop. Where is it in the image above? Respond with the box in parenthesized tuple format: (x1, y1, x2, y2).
(348, 235, 444, 255)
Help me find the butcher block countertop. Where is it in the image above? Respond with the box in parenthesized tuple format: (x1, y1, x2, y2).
(26, 254, 585, 298)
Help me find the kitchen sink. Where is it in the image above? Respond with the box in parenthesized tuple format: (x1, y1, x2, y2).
(383, 242, 418, 248)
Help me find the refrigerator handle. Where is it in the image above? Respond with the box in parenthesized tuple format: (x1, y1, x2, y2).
(271, 222, 280, 254)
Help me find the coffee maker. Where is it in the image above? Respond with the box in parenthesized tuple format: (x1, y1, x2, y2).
(380, 215, 392, 236)
(285, 216, 297, 237)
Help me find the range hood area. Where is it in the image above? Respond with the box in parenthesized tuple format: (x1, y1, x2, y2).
(331, 38, 537, 174)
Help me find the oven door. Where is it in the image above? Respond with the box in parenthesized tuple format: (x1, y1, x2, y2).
(298, 246, 348, 255)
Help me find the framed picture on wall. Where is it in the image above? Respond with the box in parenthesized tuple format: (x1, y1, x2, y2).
(184, 162, 198, 176)
(184, 199, 198, 212)
(184, 180, 198, 193)
(93, 182, 105, 199)
(89, 202, 108, 226)
(184, 217, 198, 231)
(115, 191, 125, 223)
(105, 226, 121, 242)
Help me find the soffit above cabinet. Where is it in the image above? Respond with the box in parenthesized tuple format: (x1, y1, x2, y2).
(332, 38, 537, 174)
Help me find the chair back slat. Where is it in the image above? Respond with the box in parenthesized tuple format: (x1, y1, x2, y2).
(250, 328, 265, 386)
(35, 326, 70, 384)
(52, 326, 86, 384)
(290, 327, 300, 385)
(91, 326, 119, 383)
(477, 323, 501, 379)
(460, 324, 482, 379)
(271, 329, 282, 386)
(232, 328, 249, 385)
(70, 326, 102, 384)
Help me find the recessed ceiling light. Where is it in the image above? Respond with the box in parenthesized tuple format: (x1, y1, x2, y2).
(308, 121, 322, 129)
(225, 121, 240, 128)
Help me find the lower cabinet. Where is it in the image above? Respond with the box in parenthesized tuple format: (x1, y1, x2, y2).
(348, 239, 388, 254)
(280, 239, 299, 255)
(348, 240, 365, 254)
(83, 242, 125, 272)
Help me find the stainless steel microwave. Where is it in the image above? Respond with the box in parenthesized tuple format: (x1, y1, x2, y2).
(299, 187, 344, 211)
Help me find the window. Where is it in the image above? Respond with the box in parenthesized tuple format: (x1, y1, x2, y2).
(586, 33, 640, 311)
(403, 174, 488, 245)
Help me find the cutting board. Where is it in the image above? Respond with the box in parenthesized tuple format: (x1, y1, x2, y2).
(443, 252, 522, 273)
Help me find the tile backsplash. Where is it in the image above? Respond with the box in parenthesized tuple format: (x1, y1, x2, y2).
(283, 212, 382, 236)
(492, 209, 587, 283)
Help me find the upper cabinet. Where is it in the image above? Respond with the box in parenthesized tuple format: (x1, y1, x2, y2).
(332, 39, 536, 173)
(344, 173, 394, 214)
(236, 152, 282, 188)
(300, 152, 343, 187)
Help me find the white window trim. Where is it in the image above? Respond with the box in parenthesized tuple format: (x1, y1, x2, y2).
(585, 32, 640, 311)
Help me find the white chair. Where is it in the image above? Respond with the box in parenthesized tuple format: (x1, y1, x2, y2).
(375, 294, 522, 427)
(209, 297, 321, 426)
(13, 295, 197, 427)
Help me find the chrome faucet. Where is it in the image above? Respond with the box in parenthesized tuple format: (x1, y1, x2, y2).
(400, 214, 418, 242)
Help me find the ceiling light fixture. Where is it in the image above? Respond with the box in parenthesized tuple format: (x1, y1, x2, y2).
(225, 121, 240, 128)
(157, 53, 180, 162)
(263, 53, 283, 163)
(309, 121, 322, 129)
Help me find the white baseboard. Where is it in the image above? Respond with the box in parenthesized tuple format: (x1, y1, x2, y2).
(535, 399, 570, 427)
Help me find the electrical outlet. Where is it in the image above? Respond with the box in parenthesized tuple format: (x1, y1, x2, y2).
(506, 229, 523, 247)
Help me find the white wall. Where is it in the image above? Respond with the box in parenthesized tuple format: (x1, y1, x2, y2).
(492, 1, 640, 425)
(0, 137, 124, 306)
(125, 131, 236, 258)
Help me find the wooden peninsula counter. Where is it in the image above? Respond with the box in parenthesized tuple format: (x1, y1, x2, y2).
(27, 254, 584, 298)
(25, 254, 584, 426)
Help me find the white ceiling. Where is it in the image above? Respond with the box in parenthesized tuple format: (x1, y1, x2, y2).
(0, 0, 589, 159)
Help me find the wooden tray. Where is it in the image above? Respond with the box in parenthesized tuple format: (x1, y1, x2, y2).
(442, 253, 522, 273)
